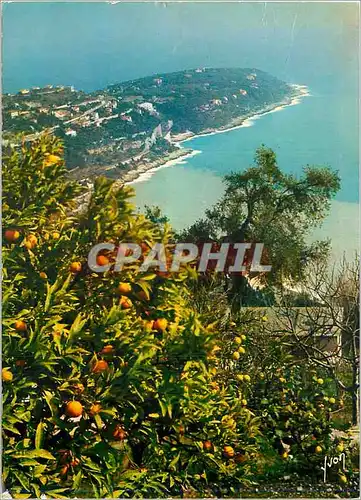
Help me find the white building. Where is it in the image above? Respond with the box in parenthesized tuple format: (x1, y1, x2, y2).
(138, 102, 157, 114)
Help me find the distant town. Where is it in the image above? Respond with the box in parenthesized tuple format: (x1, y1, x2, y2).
(3, 68, 297, 183)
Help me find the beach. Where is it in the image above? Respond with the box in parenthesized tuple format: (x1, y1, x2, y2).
(125, 148, 202, 185)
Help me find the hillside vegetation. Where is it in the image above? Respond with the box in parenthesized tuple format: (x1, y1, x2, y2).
(3, 68, 294, 177)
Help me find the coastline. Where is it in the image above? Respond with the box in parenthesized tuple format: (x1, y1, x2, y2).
(126, 148, 202, 185)
(124, 83, 310, 185)
(123, 148, 201, 185)
(173, 84, 310, 144)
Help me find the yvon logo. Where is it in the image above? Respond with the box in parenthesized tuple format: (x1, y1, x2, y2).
(321, 453, 346, 483)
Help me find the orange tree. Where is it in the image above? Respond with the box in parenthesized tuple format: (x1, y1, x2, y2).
(211, 310, 353, 482)
(3, 135, 263, 498)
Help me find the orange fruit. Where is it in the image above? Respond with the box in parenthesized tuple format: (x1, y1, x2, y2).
(153, 318, 168, 332)
(58, 449, 71, 464)
(96, 255, 109, 267)
(113, 425, 127, 441)
(144, 320, 153, 332)
(119, 296, 132, 309)
(39, 272, 48, 280)
(65, 401, 83, 417)
(203, 440, 213, 451)
(24, 234, 37, 249)
(315, 445, 322, 453)
(100, 344, 114, 355)
(70, 458, 80, 467)
(89, 404, 102, 416)
(44, 154, 61, 166)
(92, 360, 109, 374)
(15, 360, 26, 367)
(118, 282, 132, 295)
(223, 445, 235, 458)
(4, 229, 20, 243)
(70, 261, 82, 273)
(2, 368, 13, 382)
(14, 320, 27, 332)
(59, 465, 69, 477)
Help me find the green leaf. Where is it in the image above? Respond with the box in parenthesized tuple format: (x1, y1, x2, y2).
(169, 452, 181, 471)
(13, 471, 30, 491)
(12, 449, 56, 460)
(94, 414, 103, 430)
(73, 470, 83, 490)
(67, 313, 87, 344)
(31, 483, 41, 499)
(46, 492, 69, 499)
(2, 424, 21, 435)
(19, 459, 40, 466)
(35, 422, 44, 449)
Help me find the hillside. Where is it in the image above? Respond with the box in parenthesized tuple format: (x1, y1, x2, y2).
(3, 68, 297, 181)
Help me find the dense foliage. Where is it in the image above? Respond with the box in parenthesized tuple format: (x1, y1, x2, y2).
(180, 146, 340, 306)
(2, 136, 357, 498)
(2, 136, 263, 498)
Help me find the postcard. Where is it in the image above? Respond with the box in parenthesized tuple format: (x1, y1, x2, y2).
(2, 1, 359, 498)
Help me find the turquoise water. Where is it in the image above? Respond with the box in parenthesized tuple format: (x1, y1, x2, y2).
(133, 93, 359, 260)
(3, 2, 359, 259)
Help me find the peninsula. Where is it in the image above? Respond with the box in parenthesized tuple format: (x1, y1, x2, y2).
(3, 68, 307, 183)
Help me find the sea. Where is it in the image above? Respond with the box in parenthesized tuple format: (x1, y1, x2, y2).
(3, 2, 359, 262)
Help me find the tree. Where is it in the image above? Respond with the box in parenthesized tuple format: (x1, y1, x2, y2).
(180, 146, 340, 307)
(2, 135, 264, 498)
(273, 257, 359, 425)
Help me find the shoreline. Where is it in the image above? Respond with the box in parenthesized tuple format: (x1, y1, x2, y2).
(174, 83, 311, 144)
(123, 148, 202, 185)
(124, 83, 310, 185)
